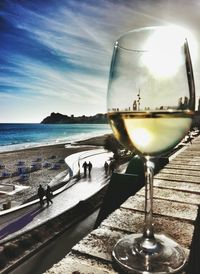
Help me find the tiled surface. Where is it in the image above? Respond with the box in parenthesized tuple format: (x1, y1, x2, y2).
(101, 208, 193, 249)
(46, 253, 118, 274)
(122, 194, 198, 221)
(154, 178, 200, 194)
(138, 187, 200, 205)
(155, 172, 200, 184)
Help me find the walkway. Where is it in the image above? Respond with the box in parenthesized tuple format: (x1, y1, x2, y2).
(46, 136, 200, 274)
(0, 148, 113, 243)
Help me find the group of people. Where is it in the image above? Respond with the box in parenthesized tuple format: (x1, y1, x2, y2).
(82, 161, 93, 176)
(37, 158, 115, 207)
(104, 160, 116, 175)
(37, 184, 53, 207)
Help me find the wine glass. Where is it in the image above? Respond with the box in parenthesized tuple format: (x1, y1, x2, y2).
(107, 26, 195, 273)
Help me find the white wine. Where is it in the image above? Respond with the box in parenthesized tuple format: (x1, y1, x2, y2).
(108, 111, 193, 156)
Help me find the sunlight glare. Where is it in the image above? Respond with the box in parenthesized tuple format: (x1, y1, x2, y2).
(131, 128, 152, 148)
(142, 26, 197, 78)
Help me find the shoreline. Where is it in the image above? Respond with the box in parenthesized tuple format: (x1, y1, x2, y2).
(0, 134, 110, 209)
(0, 130, 111, 154)
(0, 134, 110, 155)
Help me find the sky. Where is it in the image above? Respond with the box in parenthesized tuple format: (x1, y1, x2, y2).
(1, 0, 200, 123)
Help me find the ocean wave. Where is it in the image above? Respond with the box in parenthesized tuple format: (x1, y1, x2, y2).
(0, 128, 111, 153)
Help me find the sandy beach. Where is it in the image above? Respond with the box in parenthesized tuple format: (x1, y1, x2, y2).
(0, 134, 110, 209)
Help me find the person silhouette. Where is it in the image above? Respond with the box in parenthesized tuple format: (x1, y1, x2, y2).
(88, 161, 93, 176)
(104, 161, 109, 175)
(45, 185, 53, 207)
(82, 161, 88, 176)
(37, 184, 45, 207)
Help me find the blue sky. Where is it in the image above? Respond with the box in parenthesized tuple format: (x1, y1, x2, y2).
(1, 0, 200, 122)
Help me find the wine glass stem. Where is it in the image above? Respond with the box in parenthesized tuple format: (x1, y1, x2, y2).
(142, 159, 155, 246)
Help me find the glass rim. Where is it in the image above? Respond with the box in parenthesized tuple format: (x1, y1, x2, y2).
(115, 25, 187, 51)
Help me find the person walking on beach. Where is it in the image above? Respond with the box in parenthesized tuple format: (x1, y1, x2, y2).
(88, 161, 93, 176)
(82, 161, 88, 176)
(45, 185, 53, 207)
(37, 184, 45, 207)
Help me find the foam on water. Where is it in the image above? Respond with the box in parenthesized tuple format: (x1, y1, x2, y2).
(0, 123, 111, 153)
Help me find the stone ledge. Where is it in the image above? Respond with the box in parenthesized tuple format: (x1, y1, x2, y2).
(72, 227, 125, 263)
(121, 195, 198, 221)
(45, 252, 118, 274)
(171, 159, 200, 166)
(155, 173, 200, 184)
(154, 178, 200, 194)
(101, 208, 193, 249)
(137, 187, 200, 205)
(159, 168, 200, 177)
(165, 163, 200, 171)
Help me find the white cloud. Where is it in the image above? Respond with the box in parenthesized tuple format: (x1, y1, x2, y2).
(1, 0, 200, 122)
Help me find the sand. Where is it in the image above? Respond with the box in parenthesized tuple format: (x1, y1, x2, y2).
(74, 134, 110, 146)
(0, 134, 110, 209)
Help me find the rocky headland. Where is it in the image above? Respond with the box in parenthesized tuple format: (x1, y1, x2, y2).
(41, 112, 107, 124)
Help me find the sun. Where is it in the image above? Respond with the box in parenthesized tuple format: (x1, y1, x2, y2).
(142, 26, 197, 78)
(130, 128, 152, 148)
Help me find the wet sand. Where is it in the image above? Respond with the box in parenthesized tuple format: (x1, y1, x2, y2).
(0, 134, 110, 208)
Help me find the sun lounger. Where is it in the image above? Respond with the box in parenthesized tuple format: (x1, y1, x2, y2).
(51, 163, 61, 170)
(31, 163, 42, 171)
(0, 163, 5, 169)
(17, 161, 25, 166)
(43, 162, 51, 168)
(58, 159, 65, 163)
(35, 157, 42, 162)
(1, 171, 11, 178)
(19, 174, 30, 181)
(18, 167, 27, 174)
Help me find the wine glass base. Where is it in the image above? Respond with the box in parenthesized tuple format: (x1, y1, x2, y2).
(112, 233, 186, 274)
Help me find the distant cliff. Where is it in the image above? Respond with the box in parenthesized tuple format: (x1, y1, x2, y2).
(41, 112, 108, 124)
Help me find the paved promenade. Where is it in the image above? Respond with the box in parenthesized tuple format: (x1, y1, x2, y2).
(0, 149, 113, 243)
(45, 136, 200, 274)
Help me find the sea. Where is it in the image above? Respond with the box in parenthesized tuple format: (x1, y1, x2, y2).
(0, 123, 111, 153)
